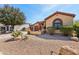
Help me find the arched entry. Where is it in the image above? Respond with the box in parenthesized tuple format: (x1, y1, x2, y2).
(53, 18, 63, 29)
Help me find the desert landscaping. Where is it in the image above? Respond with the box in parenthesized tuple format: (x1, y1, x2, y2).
(0, 34, 78, 55)
(0, 4, 79, 55)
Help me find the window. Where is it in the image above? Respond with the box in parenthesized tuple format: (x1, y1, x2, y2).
(1, 27, 6, 33)
(10, 26, 14, 31)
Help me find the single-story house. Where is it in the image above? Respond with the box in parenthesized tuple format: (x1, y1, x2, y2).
(0, 24, 13, 34)
(30, 11, 76, 34)
(0, 23, 30, 34)
(44, 11, 75, 32)
(30, 21, 45, 31)
(14, 23, 30, 31)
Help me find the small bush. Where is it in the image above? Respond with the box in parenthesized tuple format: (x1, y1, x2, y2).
(27, 31, 30, 34)
(11, 30, 22, 38)
(75, 26, 79, 37)
(41, 30, 46, 34)
(41, 29, 46, 34)
(47, 27, 55, 35)
(73, 22, 79, 37)
(60, 26, 73, 36)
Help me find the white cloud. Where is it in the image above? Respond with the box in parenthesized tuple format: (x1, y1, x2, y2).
(41, 4, 59, 12)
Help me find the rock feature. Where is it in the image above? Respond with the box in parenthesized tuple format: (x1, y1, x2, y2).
(70, 37, 78, 42)
(0, 52, 3, 55)
(59, 46, 78, 55)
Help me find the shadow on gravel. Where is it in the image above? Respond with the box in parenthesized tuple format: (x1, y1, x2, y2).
(35, 34, 71, 41)
(4, 38, 19, 42)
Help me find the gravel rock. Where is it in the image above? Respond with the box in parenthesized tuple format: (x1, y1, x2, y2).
(59, 46, 78, 55)
(70, 37, 79, 42)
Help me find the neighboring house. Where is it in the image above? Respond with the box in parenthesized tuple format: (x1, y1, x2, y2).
(30, 21, 45, 31)
(14, 23, 30, 31)
(0, 23, 30, 34)
(45, 11, 75, 30)
(0, 24, 13, 34)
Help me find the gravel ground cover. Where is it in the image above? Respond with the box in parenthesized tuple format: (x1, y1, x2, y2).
(0, 34, 79, 55)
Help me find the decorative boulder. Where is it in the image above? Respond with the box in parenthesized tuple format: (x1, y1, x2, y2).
(21, 34, 28, 40)
(59, 46, 78, 55)
(70, 37, 79, 42)
(0, 52, 3, 55)
(15, 36, 21, 40)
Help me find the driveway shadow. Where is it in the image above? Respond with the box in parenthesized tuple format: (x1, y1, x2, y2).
(35, 34, 71, 41)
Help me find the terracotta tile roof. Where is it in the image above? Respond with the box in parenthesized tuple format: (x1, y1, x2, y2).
(32, 21, 44, 26)
(45, 11, 75, 20)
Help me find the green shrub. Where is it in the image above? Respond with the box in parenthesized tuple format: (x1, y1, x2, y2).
(41, 30, 46, 34)
(60, 26, 73, 36)
(47, 27, 55, 35)
(41, 29, 46, 34)
(11, 30, 22, 38)
(27, 31, 30, 34)
(74, 26, 79, 37)
(76, 27, 79, 37)
(73, 22, 79, 37)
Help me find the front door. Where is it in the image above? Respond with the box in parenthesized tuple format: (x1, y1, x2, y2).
(53, 18, 62, 29)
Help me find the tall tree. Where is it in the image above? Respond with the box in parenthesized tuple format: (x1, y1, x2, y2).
(0, 5, 25, 26)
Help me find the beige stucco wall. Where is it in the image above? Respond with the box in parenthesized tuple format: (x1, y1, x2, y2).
(45, 14, 74, 28)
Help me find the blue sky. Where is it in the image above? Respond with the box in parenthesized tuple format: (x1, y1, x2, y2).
(0, 4, 79, 24)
